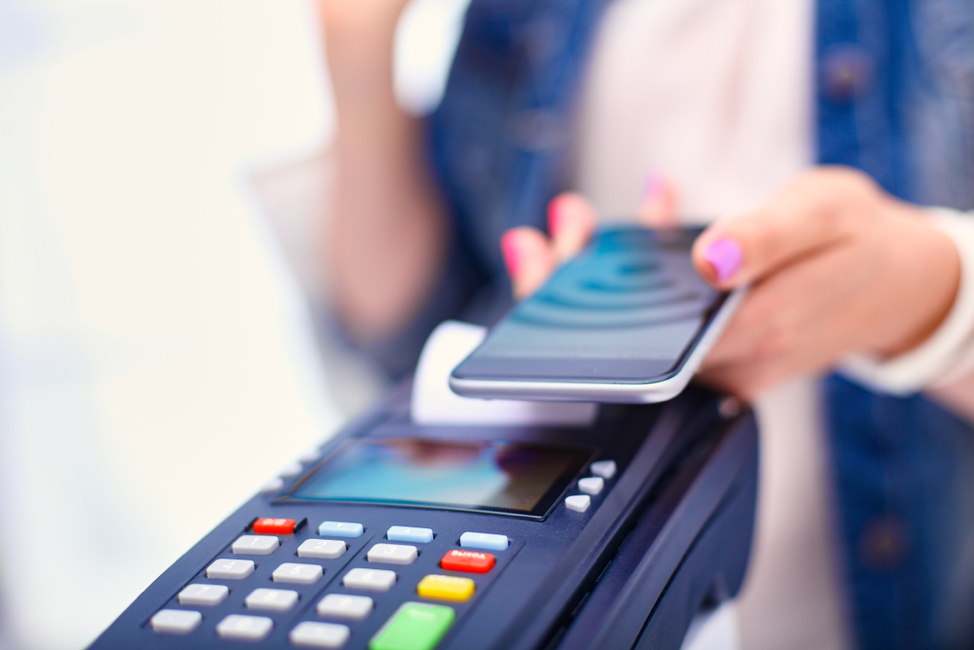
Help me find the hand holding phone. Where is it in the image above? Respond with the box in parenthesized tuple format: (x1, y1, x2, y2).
(450, 225, 745, 403)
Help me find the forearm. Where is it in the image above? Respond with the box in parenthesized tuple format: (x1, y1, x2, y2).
(321, 3, 448, 341)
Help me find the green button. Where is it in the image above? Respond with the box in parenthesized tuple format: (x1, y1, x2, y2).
(370, 602, 455, 650)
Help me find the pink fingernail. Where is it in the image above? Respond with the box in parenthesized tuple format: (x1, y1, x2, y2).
(547, 197, 565, 236)
(501, 231, 520, 276)
(643, 173, 665, 200)
(703, 238, 743, 282)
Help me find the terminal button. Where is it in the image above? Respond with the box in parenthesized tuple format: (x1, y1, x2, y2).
(370, 602, 455, 650)
(590, 460, 616, 479)
(207, 558, 255, 580)
(565, 495, 591, 513)
(578, 477, 604, 495)
(216, 614, 273, 642)
(387, 526, 434, 544)
(459, 532, 508, 551)
(290, 621, 351, 648)
(319, 521, 364, 538)
(261, 478, 285, 494)
(178, 584, 229, 606)
(440, 549, 494, 574)
(317, 593, 374, 620)
(298, 539, 347, 560)
(279, 462, 304, 478)
(245, 588, 299, 612)
(273, 563, 324, 585)
(368, 543, 418, 565)
(344, 568, 397, 592)
(416, 574, 475, 602)
(150, 609, 202, 634)
(254, 518, 296, 535)
(232, 535, 279, 555)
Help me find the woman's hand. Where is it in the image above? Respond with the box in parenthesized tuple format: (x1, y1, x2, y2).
(320, 0, 449, 340)
(502, 167, 960, 400)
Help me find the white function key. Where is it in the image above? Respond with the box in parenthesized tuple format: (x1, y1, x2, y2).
(290, 621, 351, 649)
(590, 460, 617, 479)
(342, 568, 397, 592)
(279, 462, 304, 478)
(578, 476, 605, 495)
(316, 593, 374, 620)
(245, 587, 299, 612)
(150, 609, 202, 634)
(272, 562, 323, 585)
(367, 543, 418, 566)
(565, 495, 592, 513)
(216, 614, 273, 642)
(207, 558, 255, 580)
(260, 477, 285, 494)
(232, 535, 279, 555)
(298, 539, 347, 560)
(178, 584, 229, 606)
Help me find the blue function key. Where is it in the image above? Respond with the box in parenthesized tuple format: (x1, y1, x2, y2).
(318, 521, 364, 538)
(459, 532, 509, 552)
(387, 526, 434, 544)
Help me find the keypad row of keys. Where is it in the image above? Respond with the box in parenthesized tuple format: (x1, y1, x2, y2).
(206, 559, 322, 584)
(562, 458, 618, 513)
(153, 600, 454, 649)
(223, 535, 494, 568)
(156, 572, 467, 646)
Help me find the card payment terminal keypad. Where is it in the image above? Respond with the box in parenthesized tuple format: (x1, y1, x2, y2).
(142, 454, 616, 649)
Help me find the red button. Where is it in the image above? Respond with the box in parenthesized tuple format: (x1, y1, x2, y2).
(440, 549, 495, 573)
(253, 518, 296, 535)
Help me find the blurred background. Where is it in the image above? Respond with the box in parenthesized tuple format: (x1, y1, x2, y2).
(0, 0, 467, 647)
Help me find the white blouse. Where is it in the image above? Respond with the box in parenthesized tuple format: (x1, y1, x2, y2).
(573, 2, 850, 649)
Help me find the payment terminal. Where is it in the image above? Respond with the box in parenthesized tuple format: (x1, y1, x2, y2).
(89, 325, 758, 650)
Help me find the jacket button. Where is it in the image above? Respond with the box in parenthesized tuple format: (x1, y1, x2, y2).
(858, 515, 908, 571)
(820, 44, 874, 103)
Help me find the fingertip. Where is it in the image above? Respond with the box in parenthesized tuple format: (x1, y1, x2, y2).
(502, 227, 556, 299)
(500, 228, 522, 277)
(640, 172, 678, 227)
(693, 230, 744, 287)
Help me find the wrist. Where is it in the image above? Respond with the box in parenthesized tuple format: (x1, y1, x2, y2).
(873, 203, 960, 358)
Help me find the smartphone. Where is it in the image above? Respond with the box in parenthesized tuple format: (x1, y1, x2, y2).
(449, 224, 745, 403)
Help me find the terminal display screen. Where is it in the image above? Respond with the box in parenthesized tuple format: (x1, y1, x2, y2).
(286, 437, 592, 518)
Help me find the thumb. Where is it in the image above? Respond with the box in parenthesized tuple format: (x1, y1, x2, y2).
(692, 194, 849, 289)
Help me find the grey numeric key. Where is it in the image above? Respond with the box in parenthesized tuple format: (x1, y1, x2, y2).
(298, 539, 346, 560)
(367, 543, 418, 565)
(316, 593, 374, 620)
(206, 558, 255, 580)
(150, 609, 202, 635)
(342, 568, 396, 592)
(232, 535, 279, 555)
(272, 562, 323, 585)
(216, 614, 273, 641)
(245, 588, 299, 612)
(178, 584, 229, 606)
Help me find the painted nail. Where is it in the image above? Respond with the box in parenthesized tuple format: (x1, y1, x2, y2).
(548, 197, 565, 236)
(643, 173, 666, 200)
(703, 238, 743, 282)
(501, 230, 520, 277)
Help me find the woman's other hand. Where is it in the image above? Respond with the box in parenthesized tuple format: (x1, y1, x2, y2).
(694, 167, 959, 398)
(501, 174, 678, 299)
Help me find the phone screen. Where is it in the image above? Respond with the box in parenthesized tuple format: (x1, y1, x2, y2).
(452, 226, 727, 383)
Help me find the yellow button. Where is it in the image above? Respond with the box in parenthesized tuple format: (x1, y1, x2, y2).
(416, 574, 475, 602)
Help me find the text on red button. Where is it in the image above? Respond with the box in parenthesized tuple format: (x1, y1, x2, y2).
(253, 518, 296, 535)
(441, 549, 495, 573)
